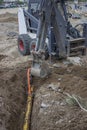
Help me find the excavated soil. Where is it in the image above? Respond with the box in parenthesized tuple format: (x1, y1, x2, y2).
(0, 67, 27, 130)
(0, 8, 87, 130)
(31, 66, 87, 130)
(0, 13, 17, 23)
(0, 9, 30, 130)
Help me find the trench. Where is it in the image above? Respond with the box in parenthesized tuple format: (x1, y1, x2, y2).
(0, 67, 27, 130)
(1, 65, 87, 130)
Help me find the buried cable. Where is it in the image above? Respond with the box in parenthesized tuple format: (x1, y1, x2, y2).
(23, 68, 34, 130)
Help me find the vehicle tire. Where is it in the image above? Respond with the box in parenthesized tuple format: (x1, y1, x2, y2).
(18, 34, 31, 56)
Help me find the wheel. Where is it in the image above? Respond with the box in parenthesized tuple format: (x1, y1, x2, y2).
(18, 34, 31, 56)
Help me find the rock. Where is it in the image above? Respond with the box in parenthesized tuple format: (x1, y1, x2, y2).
(69, 120, 71, 123)
(58, 78, 62, 81)
(7, 32, 18, 38)
(67, 57, 81, 66)
(63, 61, 71, 65)
(51, 100, 60, 105)
(47, 83, 60, 92)
(41, 102, 50, 108)
(42, 93, 50, 98)
(60, 101, 66, 106)
(56, 119, 63, 124)
(53, 63, 61, 68)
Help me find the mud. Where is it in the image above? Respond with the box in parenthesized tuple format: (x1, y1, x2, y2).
(0, 8, 87, 130)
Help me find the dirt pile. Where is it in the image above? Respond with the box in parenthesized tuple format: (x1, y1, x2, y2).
(0, 12, 18, 22)
(31, 65, 87, 130)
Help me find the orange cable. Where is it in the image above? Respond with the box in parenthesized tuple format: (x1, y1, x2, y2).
(27, 68, 31, 95)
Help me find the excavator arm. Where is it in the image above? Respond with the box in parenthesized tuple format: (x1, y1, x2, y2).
(31, 0, 67, 78)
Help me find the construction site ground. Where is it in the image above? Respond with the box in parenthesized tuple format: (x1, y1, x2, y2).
(0, 8, 87, 130)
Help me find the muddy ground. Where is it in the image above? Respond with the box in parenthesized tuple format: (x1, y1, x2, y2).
(0, 8, 87, 130)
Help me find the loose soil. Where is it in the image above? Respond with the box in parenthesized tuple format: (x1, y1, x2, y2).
(0, 68, 27, 130)
(31, 66, 87, 130)
(0, 8, 87, 130)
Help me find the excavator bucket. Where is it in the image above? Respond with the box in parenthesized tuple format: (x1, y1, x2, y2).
(31, 52, 50, 78)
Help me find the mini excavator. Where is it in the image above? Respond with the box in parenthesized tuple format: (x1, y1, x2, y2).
(18, 0, 87, 78)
